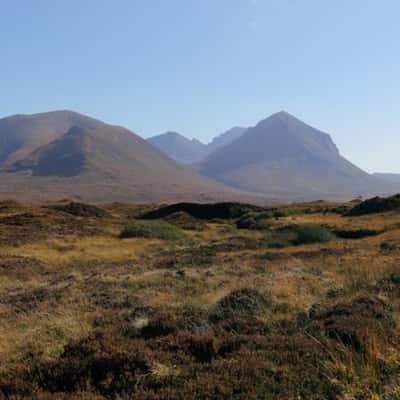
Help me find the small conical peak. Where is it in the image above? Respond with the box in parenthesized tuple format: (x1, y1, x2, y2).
(156, 131, 190, 141)
(270, 110, 296, 120)
(164, 131, 181, 137)
(148, 131, 185, 141)
(255, 110, 304, 129)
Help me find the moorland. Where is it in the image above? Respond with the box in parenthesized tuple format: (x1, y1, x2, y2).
(0, 196, 400, 399)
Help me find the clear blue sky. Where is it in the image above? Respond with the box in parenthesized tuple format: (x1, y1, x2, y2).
(1, 0, 399, 172)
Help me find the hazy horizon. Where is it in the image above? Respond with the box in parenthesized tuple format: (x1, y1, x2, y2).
(1, 0, 399, 173)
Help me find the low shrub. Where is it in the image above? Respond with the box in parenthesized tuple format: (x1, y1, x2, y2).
(140, 313, 178, 338)
(211, 288, 271, 321)
(328, 205, 352, 215)
(236, 214, 272, 230)
(380, 241, 399, 252)
(309, 295, 395, 353)
(30, 336, 151, 397)
(119, 220, 186, 240)
(272, 209, 290, 218)
(236, 210, 277, 230)
(185, 336, 219, 363)
(279, 224, 335, 245)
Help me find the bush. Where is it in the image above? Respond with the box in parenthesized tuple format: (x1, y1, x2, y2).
(272, 209, 290, 218)
(212, 288, 271, 320)
(140, 313, 178, 338)
(329, 205, 351, 215)
(236, 215, 271, 230)
(119, 220, 186, 240)
(280, 224, 335, 245)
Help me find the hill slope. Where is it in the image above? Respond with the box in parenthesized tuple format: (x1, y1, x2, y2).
(0, 111, 257, 203)
(207, 127, 247, 152)
(199, 111, 389, 199)
(0, 110, 104, 166)
(374, 173, 400, 184)
(147, 131, 208, 164)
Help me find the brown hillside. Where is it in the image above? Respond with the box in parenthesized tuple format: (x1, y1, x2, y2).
(0, 112, 264, 203)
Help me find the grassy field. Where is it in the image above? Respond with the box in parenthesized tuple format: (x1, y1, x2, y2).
(0, 199, 399, 399)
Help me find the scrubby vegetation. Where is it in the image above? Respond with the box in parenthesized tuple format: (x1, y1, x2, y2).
(119, 220, 186, 240)
(279, 223, 335, 245)
(236, 211, 273, 230)
(163, 211, 206, 231)
(51, 201, 108, 217)
(347, 194, 400, 216)
(1, 197, 400, 399)
(142, 202, 263, 220)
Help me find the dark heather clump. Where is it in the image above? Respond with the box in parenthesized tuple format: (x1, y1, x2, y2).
(141, 202, 263, 221)
(309, 295, 395, 353)
(212, 288, 271, 319)
(346, 194, 400, 216)
(278, 223, 335, 245)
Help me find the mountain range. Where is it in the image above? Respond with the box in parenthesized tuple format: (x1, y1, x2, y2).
(0, 111, 251, 203)
(147, 127, 247, 164)
(0, 109, 397, 202)
(147, 132, 209, 164)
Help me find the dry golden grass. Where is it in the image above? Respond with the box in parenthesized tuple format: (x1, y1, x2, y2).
(0, 200, 400, 399)
(1, 235, 163, 265)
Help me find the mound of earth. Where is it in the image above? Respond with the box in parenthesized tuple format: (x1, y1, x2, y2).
(209, 288, 271, 335)
(0, 212, 37, 226)
(213, 288, 271, 319)
(164, 211, 206, 230)
(142, 202, 263, 221)
(50, 202, 108, 218)
(0, 200, 22, 212)
(346, 194, 400, 216)
(309, 295, 395, 353)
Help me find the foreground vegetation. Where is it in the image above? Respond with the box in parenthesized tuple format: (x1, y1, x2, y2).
(0, 198, 399, 399)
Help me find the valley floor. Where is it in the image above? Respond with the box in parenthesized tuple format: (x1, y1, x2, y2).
(0, 200, 399, 399)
